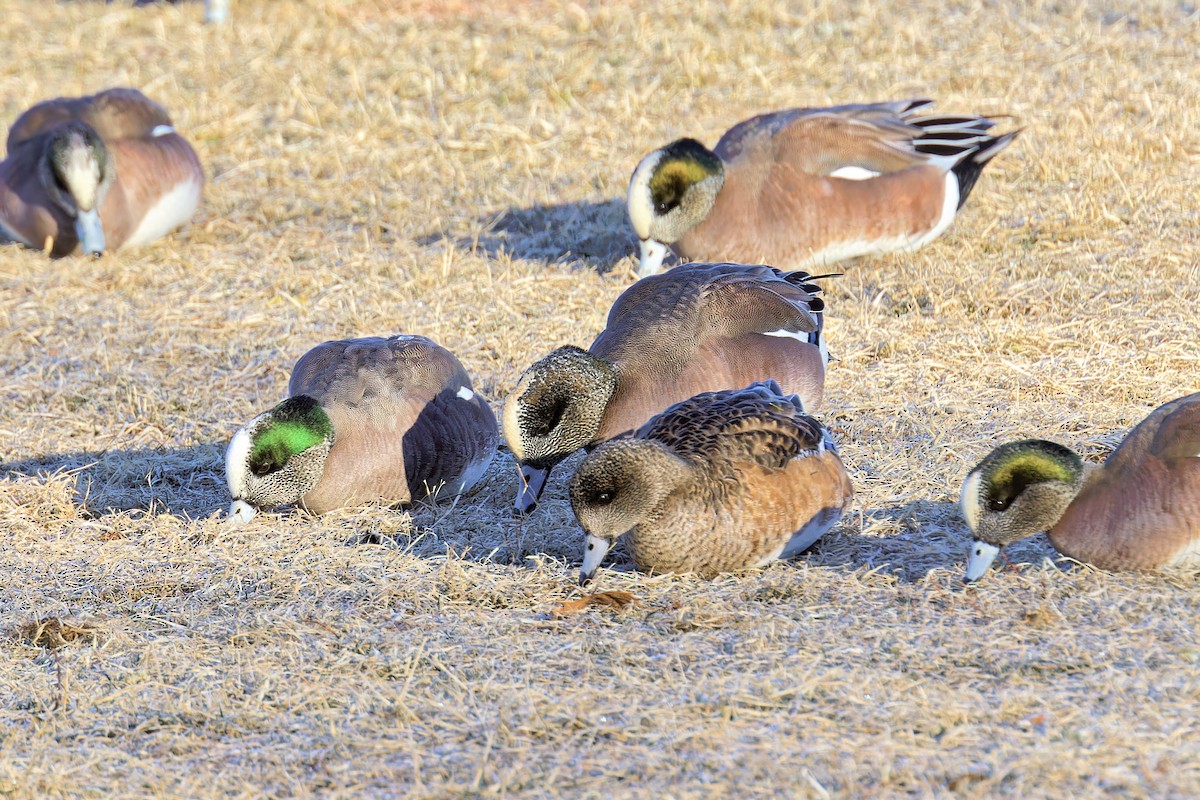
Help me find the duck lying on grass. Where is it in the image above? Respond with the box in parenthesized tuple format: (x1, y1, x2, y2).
(226, 335, 498, 521)
(960, 392, 1200, 581)
(570, 380, 853, 583)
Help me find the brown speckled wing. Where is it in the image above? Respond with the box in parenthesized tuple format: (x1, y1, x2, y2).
(621, 381, 852, 576)
(1148, 393, 1200, 462)
(593, 263, 822, 368)
(637, 382, 827, 468)
(714, 102, 930, 177)
(7, 88, 171, 152)
(289, 335, 462, 413)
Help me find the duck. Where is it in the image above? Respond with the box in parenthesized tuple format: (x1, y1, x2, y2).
(503, 261, 829, 514)
(0, 88, 203, 257)
(960, 392, 1200, 581)
(226, 335, 499, 521)
(570, 380, 853, 582)
(627, 99, 1020, 277)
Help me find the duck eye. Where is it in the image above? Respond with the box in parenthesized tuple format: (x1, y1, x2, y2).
(655, 198, 681, 214)
(594, 491, 613, 505)
(250, 460, 274, 477)
(987, 496, 1011, 511)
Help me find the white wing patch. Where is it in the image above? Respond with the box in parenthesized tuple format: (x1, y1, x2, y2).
(762, 328, 808, 343)
(456, 386, 475, 401)
(829, 166, 881, 181)
(151, 125, 176, 137)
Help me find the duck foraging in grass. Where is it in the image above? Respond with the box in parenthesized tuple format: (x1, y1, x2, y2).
(0, 88, 203, 257)
(960, 393, 1200, 582)
(503, 261, 831, 515)
(226, 335, 498, 521)
(627, 99, 1020, 277)
(570, 380, 853, 583)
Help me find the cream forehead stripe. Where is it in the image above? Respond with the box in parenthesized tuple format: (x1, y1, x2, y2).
(502, 374, 530, 461)
(959, 469, 983, 531)
(63, 148, 102, 210)
(225, 427, 253, 497)
(626, 150, 664, 240)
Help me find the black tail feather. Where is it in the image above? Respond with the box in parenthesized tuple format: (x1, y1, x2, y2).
(951, 130, 1022, 208)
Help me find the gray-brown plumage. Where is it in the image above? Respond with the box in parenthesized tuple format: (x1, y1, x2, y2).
(571, 381, 854, 581)
(628, 99, 1020, 276)
(0, 88, 203, 257)
(961, 392, 1200, 581)
(226, 335, 498, 519)
(503, 262, 829, 513)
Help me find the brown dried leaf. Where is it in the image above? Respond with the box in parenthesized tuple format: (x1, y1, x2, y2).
(550, 591, 636, 618)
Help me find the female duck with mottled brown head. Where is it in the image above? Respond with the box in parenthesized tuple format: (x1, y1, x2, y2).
(960, 393, 1200, 581)
(570, 381, 853, 583)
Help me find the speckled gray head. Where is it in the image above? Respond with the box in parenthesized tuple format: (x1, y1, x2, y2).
(502, 346, 618, 515)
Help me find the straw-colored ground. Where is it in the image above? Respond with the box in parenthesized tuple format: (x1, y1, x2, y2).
(0, 0, 1197, 796)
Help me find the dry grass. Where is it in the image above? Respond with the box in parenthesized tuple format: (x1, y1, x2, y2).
(1, 0, 1198, 796)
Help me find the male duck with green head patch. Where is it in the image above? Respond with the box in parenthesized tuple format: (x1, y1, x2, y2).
(226, 335, 498, 521)
(960, 393, 1200, 582)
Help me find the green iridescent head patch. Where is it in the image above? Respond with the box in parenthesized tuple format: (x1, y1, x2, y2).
(249, 396, 333, 476)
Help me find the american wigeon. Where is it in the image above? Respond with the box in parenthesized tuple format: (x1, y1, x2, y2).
(226, 335, 498, 521)
(0, 88, 203, 257)
(570, 380, 853, 582)
(627, 99, 1020, 276)
(960, 393, 1200, 581)
(503, 262, 829, 513)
